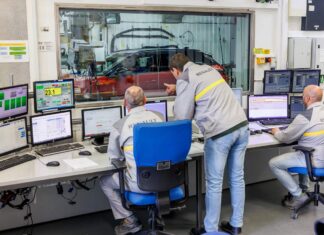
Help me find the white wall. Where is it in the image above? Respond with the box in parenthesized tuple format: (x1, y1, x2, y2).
(30, 0, 281, 94)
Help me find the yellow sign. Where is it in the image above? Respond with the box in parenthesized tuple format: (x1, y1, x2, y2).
(44, 88, 62, 96)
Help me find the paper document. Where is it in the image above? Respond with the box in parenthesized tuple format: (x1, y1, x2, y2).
(64, 158, 98, 169)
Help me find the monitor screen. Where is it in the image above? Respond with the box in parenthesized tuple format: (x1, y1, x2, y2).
(124, 100, 168, 121)
(263, 70, 292, 94)
(290, 96, 305, 119)
(0, 117, 28, 156)
(82, 106, 122, 139)
(30, 111, 73, 145)
(0, 84, 28, 121)
(248, 95, 288, 120)
(33, 79, 75, 112)
(231, 88, 242, 105)
(292, 69, 321, 93)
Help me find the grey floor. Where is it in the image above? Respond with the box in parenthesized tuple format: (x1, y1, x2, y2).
(1, 180, 324, 235)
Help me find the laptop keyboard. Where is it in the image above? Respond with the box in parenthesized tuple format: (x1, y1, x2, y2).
(36, 143, 84, 156)
(95, 145, 108, 153)
(259, 119, 293, 125)
(0, 154, 36, 172)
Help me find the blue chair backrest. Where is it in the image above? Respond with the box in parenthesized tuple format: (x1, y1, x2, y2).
(133, 120, 192, 167)
(133, 120, 192, 192)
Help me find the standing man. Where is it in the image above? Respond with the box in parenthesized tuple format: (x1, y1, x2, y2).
(269, 85, 324, 209)
(100, 86, 163, 235)
(165, 53, 249, 235)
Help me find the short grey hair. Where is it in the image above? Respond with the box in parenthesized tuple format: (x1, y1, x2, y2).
(124, 86, 145, 109)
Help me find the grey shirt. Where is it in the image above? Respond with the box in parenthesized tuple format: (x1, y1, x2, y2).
(274, 102, 324, 167)
(173, 61, 247, 139)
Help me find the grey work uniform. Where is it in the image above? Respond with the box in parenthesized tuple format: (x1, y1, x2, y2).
(100, 106, 163, 219)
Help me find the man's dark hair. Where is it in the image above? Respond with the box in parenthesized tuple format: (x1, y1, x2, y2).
(169, 53, 190, 72)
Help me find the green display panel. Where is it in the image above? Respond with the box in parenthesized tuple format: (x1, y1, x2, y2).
(4, 100, 10, 111)
(0, 93, 4, 100)
(10, 99, 16, 109)
(21, 96, 26, 106)
(16, 97, 21, 108)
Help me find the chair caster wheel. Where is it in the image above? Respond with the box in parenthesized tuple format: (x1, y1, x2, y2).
(291, 212, 298, 220)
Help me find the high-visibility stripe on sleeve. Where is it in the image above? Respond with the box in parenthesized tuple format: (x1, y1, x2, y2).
(123, 145, 133, 152)
(195, 79, 225, 101)
(303, 130, 324, 137)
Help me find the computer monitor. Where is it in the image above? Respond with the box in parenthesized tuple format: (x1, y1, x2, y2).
(30, 110, 73, 146)
(263, 70, 292, 94)
(124, 100, 168, 121)
(0, 84, 28, 121)
(82, 106, 123, 145)
(33, 79, 75, 113)
(292, 69, 321, 93)
(290, 96, 305, 119)
(0, 117, 28, 156)
(248, 94, 289, 121)
(231, 88, 243, 106)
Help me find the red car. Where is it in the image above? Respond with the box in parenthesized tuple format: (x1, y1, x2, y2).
(73, 47, 228, 100)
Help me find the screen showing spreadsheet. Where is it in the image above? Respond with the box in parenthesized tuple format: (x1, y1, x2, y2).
(263, 70, 292, 94)
(124, 100, 168, 121)
(0, 84, 28, 121)
(0, 117, 28, 156)
(292, 70, 320, 93)
(30, 111, 72, 145)
(82, 106, 122, 139)
(248, 95, 288, 120)
(33, 79, 74, 112)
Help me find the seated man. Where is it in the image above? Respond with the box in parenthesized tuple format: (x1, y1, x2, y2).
(100, 86, 163, 235)
(269, 85, 324, 208)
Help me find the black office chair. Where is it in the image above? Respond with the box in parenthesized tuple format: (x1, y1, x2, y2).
(114, 120, 192, 234)
(286, 146, 324, 219)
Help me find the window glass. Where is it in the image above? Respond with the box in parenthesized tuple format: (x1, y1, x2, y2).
(59, 9, 250, 102)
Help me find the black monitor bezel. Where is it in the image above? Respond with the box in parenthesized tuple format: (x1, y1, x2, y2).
(33, 79, 75, 113)
(247, 94, 289, 121)
(0, 84, 29, 121)
(81, 105, 123, 140)
(263, 69, 293, 94)
(289, 95, 304, 119)
(123, 100, 168, 121)
(291, 69, 321, 93)
(30, 110, 73, 146)
(0, 116, 29, 157)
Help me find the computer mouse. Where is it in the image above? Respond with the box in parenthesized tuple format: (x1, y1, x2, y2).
(255, 130, 263, 134)
(250, 130, 256, 135)
(46, 161, 60, 167)
(79, 150, 92, 156)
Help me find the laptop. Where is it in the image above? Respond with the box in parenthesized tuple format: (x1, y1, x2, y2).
(248, 94, 293, 125)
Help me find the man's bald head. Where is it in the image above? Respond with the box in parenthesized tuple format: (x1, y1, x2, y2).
(124, 86, 146, 110)
(303, 85, 323, 107)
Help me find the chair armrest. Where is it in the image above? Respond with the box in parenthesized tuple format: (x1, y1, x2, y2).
(111, 159, 127, 170)
(293, 145, 316, 181)
(293, 146, 315, 153)
(111, 159, 132, 211)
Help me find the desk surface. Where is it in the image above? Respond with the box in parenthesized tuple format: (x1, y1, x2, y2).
(0, 131, 280, 191)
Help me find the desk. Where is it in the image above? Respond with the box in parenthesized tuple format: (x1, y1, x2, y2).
(0, 132, 282, 232)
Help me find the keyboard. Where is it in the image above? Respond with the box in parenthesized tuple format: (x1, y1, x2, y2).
(262, 126, 288, 134)
(259, 119, 293, 125)
(36, 143, 84, 156)
(95, 145, 108, 153)
(0, 154, 36, 172)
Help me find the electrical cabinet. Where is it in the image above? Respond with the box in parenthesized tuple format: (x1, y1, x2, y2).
(312, 38, 324, 74)
(301, 0, 324, 31)
(288, 38, 312, 69)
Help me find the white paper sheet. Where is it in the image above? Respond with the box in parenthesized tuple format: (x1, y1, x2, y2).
(64, 158, 98, 169)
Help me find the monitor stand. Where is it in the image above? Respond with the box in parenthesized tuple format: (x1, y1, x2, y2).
(91, 137, 105, 146)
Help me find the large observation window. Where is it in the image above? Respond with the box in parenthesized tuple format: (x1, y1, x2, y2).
(59, 8, 250, 102)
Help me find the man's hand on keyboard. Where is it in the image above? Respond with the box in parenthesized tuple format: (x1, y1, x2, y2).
(271, 127, 280, 135)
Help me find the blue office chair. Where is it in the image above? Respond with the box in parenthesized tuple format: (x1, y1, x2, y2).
(315, 217, 324, 235)
(287, 146, 324, 219)
(116, 120, 192, 234)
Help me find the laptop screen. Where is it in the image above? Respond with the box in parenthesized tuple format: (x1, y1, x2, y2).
(248, 95, 288, 120)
